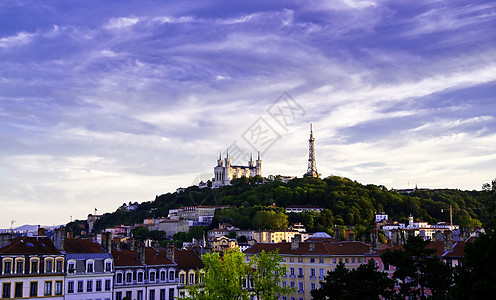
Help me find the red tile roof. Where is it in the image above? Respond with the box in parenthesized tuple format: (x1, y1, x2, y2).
(0, 237, 62, 255)
(244, 241, 370, 256)
(175, 249, 204, 270)
(111, 247, 174, 267)
(64, 238, 106, 254)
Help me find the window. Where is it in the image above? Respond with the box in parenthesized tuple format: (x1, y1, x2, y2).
(56, 260, 63, 272)
(298, 282, 304, 293)
(137, 272, 144, 283)
(14, 282, 22, 298)
(298, 268, 304, 278)
(169, 288, 174, 299)
(290, 267, 295, 277)
(319, 268, 325, 279)
(16, 260, 23, 274)
(149, 289, 155, 300)
(160, 271, 166, 281)
(290, 281, 295, 288)
(67, 261, 75, 273)
(55, 281, 62, 295)
(289, 257, 294, 262)
(105, 279, 111, 291)
(126, 272, 133, 283)
(31, 260, 38, 273)
(77, 281, 83, 293)
(44, 281, 52, 296)
(150, 271, 156, 282)
(160, 289, 166, 300)
(352, 258, 355, 263)
(126, 291, 132, 299)
(87, 280, 93, 292)
(310, 258, 315, 263)
(105, 261, 112, 272)
(30, 282, 38, 297)
(298, 257, 303, 263)
(67, 281, 74, 293)
(2, 282, 11, 299)
(86, 261, 94, 273)
(345, 258, 349, 263)
(282, 281, 287, 287)
(311, 282, 316, 290)
(358, 257, 362, 263)
(319, 258, 324, 264)
(96, 280, 102, 292)
(3, 261, 11, 274)
(45, 260, 53, 273)
(310, 268, 316, 278)
(116, 292, 122, 300)
(332, 258, 336, 264)
(180, 274, 185, 285)
(137, 290, 143, 300)
(189, 273, 195, 285)
(116, 273, 123, 284)
(169, 270, 175, 281)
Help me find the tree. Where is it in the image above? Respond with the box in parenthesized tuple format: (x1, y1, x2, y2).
(253, 211, 288, 230)
(131, 226, 150, 242)
(187, 248, 293, 300)
(381, 236, 452, 299)
(311, 260, 394, 300)
(248, 250, 294, 300)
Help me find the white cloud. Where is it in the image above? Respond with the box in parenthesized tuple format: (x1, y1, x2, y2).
(104, 17, 140, 30)
(0, 31, 35, 48)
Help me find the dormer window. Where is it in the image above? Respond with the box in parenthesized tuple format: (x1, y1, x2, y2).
(3, 260, 12, 274)
(137, 271, 144, 283)
(105, 260, 112, 272)
(16, 260, 24, 274)
(56, 259, 63, 273)
(86, 261, 94, 273)
(31, 260, 39, 273)
(150, 271, 156, 282)
(68, 262, 76, 274)
(45, 259, 53, 273)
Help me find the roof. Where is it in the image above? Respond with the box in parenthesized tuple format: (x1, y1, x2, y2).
(0, 237, 62, 255)
(175, 249, 204, 270)
(111, 247, 174, 267)
(244, 241, 370, 256)
(370, 240, 470, 258)
(286, 205, 322, 209)
(64, 238, 106, 254)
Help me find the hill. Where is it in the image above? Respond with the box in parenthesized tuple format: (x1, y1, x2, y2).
(89, 176, 492, 237)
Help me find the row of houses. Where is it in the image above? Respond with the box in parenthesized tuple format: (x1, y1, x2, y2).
(0, 228, 204, 300)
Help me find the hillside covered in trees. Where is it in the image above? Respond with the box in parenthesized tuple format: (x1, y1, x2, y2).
(90, 176, 493, 237)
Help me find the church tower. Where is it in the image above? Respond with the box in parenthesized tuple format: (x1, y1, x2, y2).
(304, 124, 320, 178)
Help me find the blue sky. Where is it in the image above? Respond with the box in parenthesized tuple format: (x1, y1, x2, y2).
(1, 0, 495, 228)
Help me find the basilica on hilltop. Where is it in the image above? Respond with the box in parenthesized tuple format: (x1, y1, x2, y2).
(211, 152, 262, 188)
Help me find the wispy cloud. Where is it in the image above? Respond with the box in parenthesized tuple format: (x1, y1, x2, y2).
(0, 31, 35, 48)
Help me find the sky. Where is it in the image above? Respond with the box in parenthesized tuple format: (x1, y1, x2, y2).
(1, 0, 495, 228)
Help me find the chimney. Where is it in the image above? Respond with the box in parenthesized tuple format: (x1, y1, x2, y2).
(137, 243, 146, 264)
(166, 245, 175, 262)
(53, 227, 66, 251)
(444, 230, 453, 252)
(291, 234, 301, 250)
(0, 233, 13, 247)
(67, 232, 74, 239)
(434, 230, 444, 242)
(370, 229, 378, 250)
(37, 227, 46, 237)
(309, 242, 315, 251)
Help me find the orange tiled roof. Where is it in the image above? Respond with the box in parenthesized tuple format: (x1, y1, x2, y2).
(0, 237, 61, 255)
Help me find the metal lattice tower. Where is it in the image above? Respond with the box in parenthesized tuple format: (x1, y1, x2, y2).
(305, 124, 320, 178)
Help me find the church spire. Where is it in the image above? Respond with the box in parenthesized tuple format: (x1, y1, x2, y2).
(304, 123, 320, 178)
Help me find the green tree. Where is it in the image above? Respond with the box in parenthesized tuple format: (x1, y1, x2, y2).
(131, 226, 150, 242)
(248, 249, 294, 299)
(187, 249, 292, 300)
(311, 260, 394, 300)
(253, 211, 288, 230)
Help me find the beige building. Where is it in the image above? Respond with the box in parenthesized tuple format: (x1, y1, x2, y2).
(244, 236, 370, 300)
(253, 230, 309, 244)
(212, 153, 261, 188)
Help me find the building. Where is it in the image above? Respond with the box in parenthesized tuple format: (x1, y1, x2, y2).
(0, 234, 65, 299)
(154, 220, 189, 239)
(212, 153, 262, 188)
(168, 205, 230, 226)
(244, 236, 370, 300)
(175, 249, 204, 298)
(64, 238, 114, 300)
(112, 245, 178, 300)
(253, 230, 308, 244)
(210, 236, 238, 254)
(285, 205, 323, 214)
